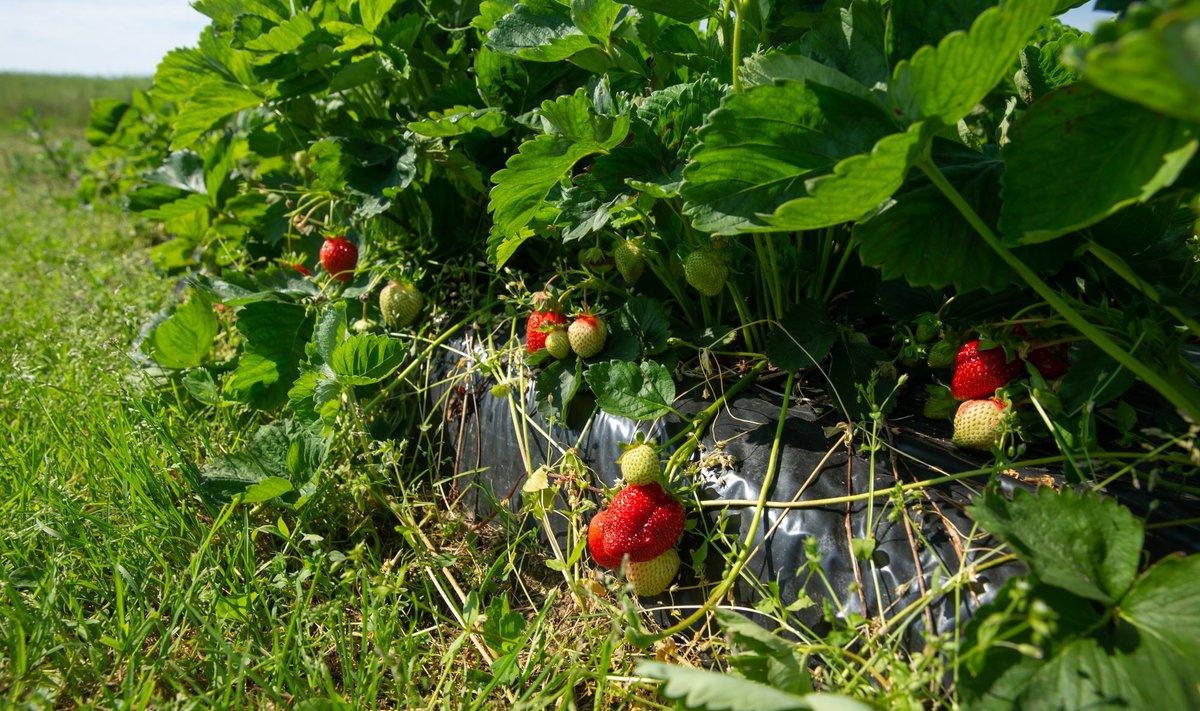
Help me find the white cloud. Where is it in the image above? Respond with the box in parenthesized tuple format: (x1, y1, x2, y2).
(0, 0, 211, 76)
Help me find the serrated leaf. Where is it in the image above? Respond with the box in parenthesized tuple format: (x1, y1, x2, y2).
(888, 0, 994, 64)
(799, 0, 889, 89)
(740, 51, 874, 103)
(1071, 14, 1200, 122)
(681, 81, 896, 234)
(199, 420, 328, 505)
(360, 0, 399, 32)
(487, 0, 600, 61)
(183, 368, 224, 406)
(998, 84, 1198, 245)
(767, 300, 836, 371)
(86, 98, 130, 146)
(148, 290, 218, 369)
(962, 557, 1200, 710)
(172, 81, 263, 149)
(889, 0, 1057, 126)
(855, 145, 1073, 293)
(488, 97, 630, 247)
(617, 296, 671, 356)
(623, 0, 716, 23)
(408, 106, 510, 138)
(762, 121, 931, 231)
(968, 487, 1143, 604)
(225, 302, 313, 409)
(330, 334, 406, 385)
(636, 661, 872, 711)
(585, 360, 674, 420)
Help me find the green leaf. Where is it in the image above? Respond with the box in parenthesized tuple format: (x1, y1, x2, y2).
(962, 557, 1200, 710)
(86, 98, 130, 146)
(616, 296, 671, 357)
(636, 661, 872, 711)
(1016, 31, 1086, 104)
(888, 0, 994, 64)
(148, 290, 218, 369)
(488, 94, 630, 248)
(241, 477, 294, 503)
(681, 81, 897, 234)
(740, 50, 875, 104)
(182, 368, 224, 406)
(622, 0, 716, 23)
(855, 144, 1073, 293)
(716, 610, 813, 696)
(172, 81, 263, 149)
(762, 121, 931, 231)
(767, 300, 836, 371)
(225, 302, 313, 409)
(408, 106, 510, 138)
(998, 83, 1199, 245)
(359, 0, 399, 32)
(487, 0, 600, 62)
(889, 0, 1057, 125)
(144, 150, 208, 194)
(199, 420, 329, 505)
(313, 301, 348, 367)
(330, 334, 406, 385)
(585, 360, 675, 420)
(799, 0, 890, 89)
(968, 487, 1143, 604)
(536, 358, 584, 421)
(570, 0, 621, 41)
(1070, 13, 1200, 122)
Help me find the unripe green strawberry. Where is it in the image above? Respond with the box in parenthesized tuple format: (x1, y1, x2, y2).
(545, 327, 571, 359)
(952, 398, 1007, 451)
(619, 442, 660, 485)
(351, 318, 379, 334)
(914, 313, 941, 343)
(578, 246, 613, 273)
(684, 249, 728, 296)
(614, 239, 646, 284)
(626, 548, 680, 596)
(926, 339, 957, 369)
(380, 280, 423, 328)
(568, 314, 607, 358)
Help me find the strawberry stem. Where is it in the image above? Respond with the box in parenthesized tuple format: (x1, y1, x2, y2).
(916, 156, 1200, 423)
(650, 370, 794, 643)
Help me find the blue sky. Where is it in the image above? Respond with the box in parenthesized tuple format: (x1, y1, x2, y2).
(0, 0, 1115, 77)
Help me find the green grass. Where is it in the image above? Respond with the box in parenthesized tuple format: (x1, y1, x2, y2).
(0, 73, 149, 134)
(0, 134, 669, 708)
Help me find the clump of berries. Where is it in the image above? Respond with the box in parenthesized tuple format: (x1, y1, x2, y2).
(525, 291, 568, 355)
(589, 438, 682, 596)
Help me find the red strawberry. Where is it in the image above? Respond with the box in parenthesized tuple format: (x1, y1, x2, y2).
(588, 510, 624, 569)
(1014, 326, 1069, 379)
(599, 483, 685, 565)
(1028, 345, 1069, 379)
(950, 340, 1021, 400)
(568, 313, 607, 358)
(319, 236, 358, 282)
(526, 310, 568, 354)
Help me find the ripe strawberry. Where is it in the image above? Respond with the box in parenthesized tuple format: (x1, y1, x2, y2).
(1028, 345, 1069, 379)
(627, 548, 680, 596)
(545, 327, 570, 359)
(614, 239, 646, 284)
(619, 442, 660, 485)
(526, 310, 568, 354)
(950, 340, 1022, 400)
(380, 280, 423, 328)
(588, 510, 624, 569)
(568, 313, 607, 358)
(600, 483, 685, 564)
(319, 236, 358, 282)
(1013, 326, 1069, 379)
(952, 398, 1008, 451)
(684, 249, 728, 296)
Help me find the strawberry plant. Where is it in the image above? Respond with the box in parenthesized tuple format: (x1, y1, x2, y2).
(80, 0, 1200, 706)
